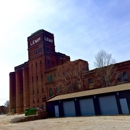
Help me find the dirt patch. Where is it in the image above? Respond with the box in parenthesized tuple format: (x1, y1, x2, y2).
(0, 115, 130, 130)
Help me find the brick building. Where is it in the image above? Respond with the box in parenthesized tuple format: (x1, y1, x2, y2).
(0, 106, 8, 114)
(9, 29, 130, 116)
(9, 29, 70, 113)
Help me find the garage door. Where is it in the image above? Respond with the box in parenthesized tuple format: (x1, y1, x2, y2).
(79, 98, 95, 116)
(63, 101, 76, 117)
(99, 95, 119, 115)
(120, 98, 129, 114)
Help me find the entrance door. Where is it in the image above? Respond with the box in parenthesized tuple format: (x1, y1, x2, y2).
(99, 95, 119, 115)
(120, 98, 129, 114)
(54, 105, 59, 117)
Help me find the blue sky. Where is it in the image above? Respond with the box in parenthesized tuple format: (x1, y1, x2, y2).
(0, 0, 130, 105)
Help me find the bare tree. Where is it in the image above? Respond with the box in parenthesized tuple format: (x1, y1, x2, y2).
(55, 60, 88, 95)
(94, 50, 116, 68)
(4, 100, 9, 107)
(94, 50, 117, 87)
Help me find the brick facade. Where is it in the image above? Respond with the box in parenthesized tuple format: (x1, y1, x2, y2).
(9, 29, 70, 113)
(9, 29, 130, 113)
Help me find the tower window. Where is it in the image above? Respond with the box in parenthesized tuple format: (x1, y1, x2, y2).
(41, 74, 43, 79)
(40, 60, 42, 65)
(32, 77, 34, 82)
(37, 98, 39, 103)
(52, 61, 54, 67)
(36, 76, 38, 80)
(33, 90, 34, 94)
(37, 89, 39, 94)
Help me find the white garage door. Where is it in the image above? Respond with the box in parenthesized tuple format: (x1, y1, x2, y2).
(79, 98, 95, 116)
(99, 95, 119, 115)
(63, 101, 76, 117)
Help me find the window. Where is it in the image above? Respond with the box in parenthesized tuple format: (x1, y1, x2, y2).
(36, 62, 37, 67)
(106, 76, 111, 85)
(39, 48, 42, 52)
(37, 89, 39, 94)
(42, 98, 44, 102)
(52, 61, 54, 67)
(37, 98, 39, 103)
(67, 85, 71, 91)
(32, 77, 34, 82)
(56, 87, 58, 94)
(88, 78, 93, 84)
(123, 71, 129, 81)
(63, 72, 66, 76)
(50, 75, 52, 82)
(33, 90, 34, 94)
(54, 73, 56, 77)
(47, 75, 50, 82)
(88, 78, 94, 89)
(33, 99, 35, 104)
(36, 76, 38, 81)
(34, 48, 42, 54)
(42, 104, 45, 110)
(42, 88, 44, 93)
(40, 60, 42, 65)
(102, 77, 106, 87)
(41, 74, 43, 79)
(74, 84, 77, 91)
(49, 88, 53, 97)
(47, 75, 53, 82)
(118, 74, 122, 82)
(59, 86, 62, 93)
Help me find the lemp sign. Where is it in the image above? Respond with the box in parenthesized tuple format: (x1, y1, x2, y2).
(30, 37, 41, 46)
(30, 36, 53, 46)
(44, 36, 53, 43)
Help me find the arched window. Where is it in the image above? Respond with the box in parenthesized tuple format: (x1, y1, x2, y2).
(59, 86, 62, 93)
(123, 71, 129, 81)
(106, 76, 111, 85)
(42, 88, 44, 93)
(88, 78, 93, 84)
(67, 85, 71, 91)
(37, 98, 39, 103)
(74, 83, 77, 91)
(47, 75, 50, 82)
(55, 87, 58, 94)
(88, 78, 94, 89)
(118, 73, 122, 82)
(50, 75, 53, 82)
(102, 76, 106, 87)
(49, 88, 53, 97)
(42, 104, 45, 110)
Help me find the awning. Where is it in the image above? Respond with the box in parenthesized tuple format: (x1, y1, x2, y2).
(47, 83, 130, 102)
